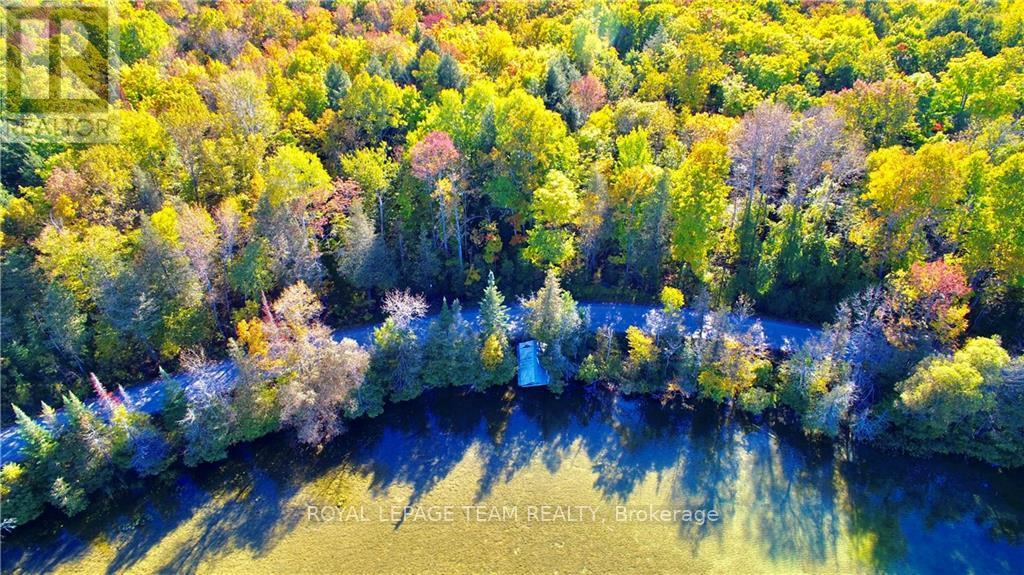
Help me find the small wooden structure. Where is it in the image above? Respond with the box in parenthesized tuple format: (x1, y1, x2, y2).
(517, 340, 551, 387)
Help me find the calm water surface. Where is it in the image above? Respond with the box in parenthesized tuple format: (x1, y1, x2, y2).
(3, 387, 1022, 574)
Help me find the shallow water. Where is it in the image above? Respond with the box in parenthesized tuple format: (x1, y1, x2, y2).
(4, 386, 1023, 574)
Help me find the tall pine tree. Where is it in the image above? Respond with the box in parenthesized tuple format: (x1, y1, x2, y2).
(478, 272, 516, 388)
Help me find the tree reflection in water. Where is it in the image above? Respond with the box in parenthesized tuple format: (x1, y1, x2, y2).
(4, 386, 1022, 574)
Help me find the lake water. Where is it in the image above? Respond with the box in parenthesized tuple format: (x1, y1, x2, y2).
(3, 386, 1022, 574)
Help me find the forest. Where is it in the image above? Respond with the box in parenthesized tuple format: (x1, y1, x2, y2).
(1, 0, 1024, 529)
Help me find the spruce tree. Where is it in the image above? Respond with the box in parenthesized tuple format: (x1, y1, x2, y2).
(423, 299, 455, 390)
(437, 53, 467, 90)
(424, 300, 480, 390)
(480, 271, 510, 338)
(524, 269, 586, 391)
(366, 55, 387, 77)
(325, 63, 351, 110)
(478, 104, 496, 151)
(477, 271, 516, 389)
(417, 35, 440, 57)
(12, 404, 55, 463)
(59, 392, 115, 501)
(448, 300, 480, 389)
(158, 366, 187, 431)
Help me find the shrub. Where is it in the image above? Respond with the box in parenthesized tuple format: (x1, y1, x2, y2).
(0, 463, 43, 527)
(738, 387, 773, 414)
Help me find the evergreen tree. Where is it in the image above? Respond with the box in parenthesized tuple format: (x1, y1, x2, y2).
(335, 200, 395, 296)
(325, 63, 351, 111)
(544, 53, 581, 126)
(391, 60, 414, 86)
(94, 372, 174, 477)
(437, 53, 467, 90)
(62, 391, 110, 457)
(406, 227, 442, 294)
(365, 55, 387, 78)
(12, 404, 55, 465)
(544, 53, 578, 109)
(49, 476, 87, 516)
(423, 300, 480, 389)
(417, 35, 440, 57)
(480, 271, 510, 338)
(60, 390, 113, 468)
(52, 392, 114, 515)
(422, 299, 455, 388)
(524, 270, 587, 391)
(478, 271, 516, 388)
(478, 104, 497, 152)
(158, 366, 187, 432)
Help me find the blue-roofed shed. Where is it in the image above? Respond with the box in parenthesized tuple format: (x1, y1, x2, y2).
(517, 340, 550, 387)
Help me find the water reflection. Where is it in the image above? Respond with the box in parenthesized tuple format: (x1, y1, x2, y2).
(4, 386, 1023, 574)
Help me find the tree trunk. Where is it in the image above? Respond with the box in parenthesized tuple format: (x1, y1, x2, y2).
(454, 198, 464, 269)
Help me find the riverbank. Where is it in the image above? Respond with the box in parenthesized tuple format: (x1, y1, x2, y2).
(4, 279, 1019, 535)
(1, 301, 819, 459)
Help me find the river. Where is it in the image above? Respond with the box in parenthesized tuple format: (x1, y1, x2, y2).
(3, 386, 1022, 574)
